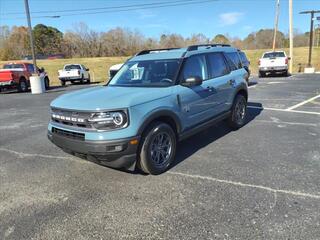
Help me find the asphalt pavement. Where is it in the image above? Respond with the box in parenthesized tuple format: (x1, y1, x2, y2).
(0, 75, 320, 239)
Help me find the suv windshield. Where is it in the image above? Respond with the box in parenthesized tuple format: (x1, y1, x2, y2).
(109, 59, 181, 87)
(263, 52, 285, 58)
(65, 65, 81, 70)
(3, 64, 24, 69)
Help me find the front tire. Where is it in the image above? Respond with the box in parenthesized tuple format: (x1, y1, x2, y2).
(86, 74, 91, 84)
(227, 94, 247, 130)
(138, 122, 176, 175)
(60, 80, 66, 86)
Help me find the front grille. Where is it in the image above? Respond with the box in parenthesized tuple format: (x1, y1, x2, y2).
(52, 127, 85, 141)
(51, 108, 92, 129)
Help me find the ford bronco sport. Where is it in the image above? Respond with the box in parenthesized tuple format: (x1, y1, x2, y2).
(48, 44, 248, 175)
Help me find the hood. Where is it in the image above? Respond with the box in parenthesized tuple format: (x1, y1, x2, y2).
(50, 85, 172, 111)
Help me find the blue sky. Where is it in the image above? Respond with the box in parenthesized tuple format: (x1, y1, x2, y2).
(1, 0, 320, 39)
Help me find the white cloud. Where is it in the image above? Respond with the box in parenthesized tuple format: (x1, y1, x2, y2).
(219, 12, 244, 26)
(136, 10, 157, 19)
(144, 23, 167, 29)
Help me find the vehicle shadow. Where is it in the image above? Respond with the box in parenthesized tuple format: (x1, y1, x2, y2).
(169, 105, 263, 171)
(262, 73, 291, 78)
(45, 81, 103, 93)
(70, 81, 103, 86)
(248, 81, 258, 87)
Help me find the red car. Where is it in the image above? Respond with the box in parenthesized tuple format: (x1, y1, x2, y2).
(0, 62, 50, 92)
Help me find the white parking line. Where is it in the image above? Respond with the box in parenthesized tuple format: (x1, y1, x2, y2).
(255, 119, 317, 127)
(248, 106, 320, 116)
(0, 148, 74, 160)
(286, 94, 320, 110)
(168, 171, 320, 199)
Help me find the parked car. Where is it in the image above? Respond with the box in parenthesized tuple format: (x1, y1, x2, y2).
(48, 44, 248, 175)
(58, 64, 90, 86)
(258, 51, 289, 77)
(109, 63, 123, 80)
(238, 50, 251, 80)
(0, 62, 50, 92)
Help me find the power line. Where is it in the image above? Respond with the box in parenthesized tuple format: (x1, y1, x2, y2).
(2, 0, 217, 19)
(5, 0, 198, 15)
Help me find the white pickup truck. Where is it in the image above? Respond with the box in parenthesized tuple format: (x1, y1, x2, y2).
(58, 64, 90, 86)
(258, 51, 289, 77)
(109, 63, 123, 80)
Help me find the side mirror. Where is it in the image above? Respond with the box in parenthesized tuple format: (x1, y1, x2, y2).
(287, 57, 291, 60)
(181, 76, 203, 87)
(86, 68, 90, 71)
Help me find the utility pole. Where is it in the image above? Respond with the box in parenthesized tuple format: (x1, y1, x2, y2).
(300, 10, 320, 67)
(289, 0, 293, 73)
(317, 25, 320, 47)
(24, 0, 37, 73)
(272, 0, 280, 51)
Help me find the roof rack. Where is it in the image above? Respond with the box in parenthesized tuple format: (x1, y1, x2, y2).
(135, 47, 180, 56)
(186, 44, 231, 51)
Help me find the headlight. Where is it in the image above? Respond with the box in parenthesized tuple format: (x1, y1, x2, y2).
(88, 110, 128, 130)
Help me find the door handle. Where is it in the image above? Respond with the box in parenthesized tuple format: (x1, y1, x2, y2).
(229, 79, 236, 86)
(206, 86, 216, 92)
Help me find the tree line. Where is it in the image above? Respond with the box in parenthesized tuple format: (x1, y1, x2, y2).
(0, 23, 314, 61)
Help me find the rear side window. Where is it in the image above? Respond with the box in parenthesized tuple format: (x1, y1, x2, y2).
(181, 54, 207, 80)
(207, 52, 230, 78)
(223, 54, 237, 71)
(239, 52, 249, 64)
(225, 52, 242, 69)
(263, 52, 285, 58)
(65, 65, 81, 70)
(3, 64, 24, 69)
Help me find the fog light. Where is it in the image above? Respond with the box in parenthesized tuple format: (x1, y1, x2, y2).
(114, 145, 123, 151)
(106, 145, 124, 152)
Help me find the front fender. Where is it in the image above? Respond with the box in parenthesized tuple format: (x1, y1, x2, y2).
(137, 108, 182, 135)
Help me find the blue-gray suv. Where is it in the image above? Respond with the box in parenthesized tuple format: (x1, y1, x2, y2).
(48, 44, 248, 174)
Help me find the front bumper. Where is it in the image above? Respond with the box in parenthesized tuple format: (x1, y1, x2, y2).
(48, 130, 140, 170)
(0, 80, 17, 90)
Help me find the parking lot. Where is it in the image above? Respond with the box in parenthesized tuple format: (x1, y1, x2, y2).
(0, 74, 320, 239)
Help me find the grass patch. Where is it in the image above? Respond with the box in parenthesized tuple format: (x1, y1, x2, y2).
(1, 47, 319, 86)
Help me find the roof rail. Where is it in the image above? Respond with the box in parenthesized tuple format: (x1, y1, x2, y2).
(135, 47, 180, 56)
(187, 44, 231, 51)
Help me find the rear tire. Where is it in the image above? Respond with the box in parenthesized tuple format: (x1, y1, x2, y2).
(60, 80, 66, 86)
(138, 122, 176, 175)
(18, 78, 28, 92)
(258, 71, 265, 78)
(227, 94, 247, 130)
(283, 70, 288, 77)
